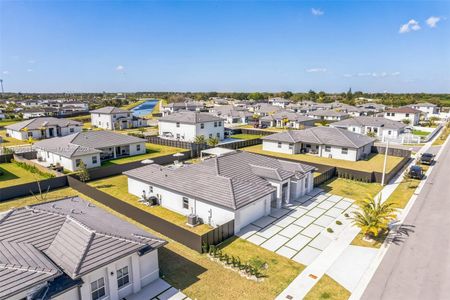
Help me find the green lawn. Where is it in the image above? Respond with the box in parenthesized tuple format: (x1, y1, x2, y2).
(320, 178, 382, 201)
(244, 144, 404, 173)
(101, 143, 185, 166)
(230, 134, 262, 140)
(0, 163, 47, 188)
(0, 119, 20, 128)
(1, 184, 304, 300)
(121, 99, 146, 110)
(304, 274, 350, 300)
(412, 129, 430, 137)
(88, 175, 212, 234)
(0, 129, 31, 147)
(433, 124, 449, 146)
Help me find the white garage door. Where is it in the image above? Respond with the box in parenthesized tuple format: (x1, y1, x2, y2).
(236, 199, 266, 232)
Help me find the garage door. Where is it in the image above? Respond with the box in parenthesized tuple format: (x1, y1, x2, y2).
(236, 198, 266, 232)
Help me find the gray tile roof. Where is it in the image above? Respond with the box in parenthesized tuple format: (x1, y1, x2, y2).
(90, 106, 130, 114)
(0, 197, 166, 282)
(159, 111, 223, 124)
(0, 241, 61, 299)
(263, 127, 375, 148)
(308, 110, 349, 117)
(385, 106, 421, 114)
(5, 117, 82, 131)
(260, 112, 315, 123)
(33, 131, 145, 158)
(125, 151, 315, 210)
(331, 117, 406, 130)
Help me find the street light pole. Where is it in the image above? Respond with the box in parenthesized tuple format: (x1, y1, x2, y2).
(381, 140, 389, 186)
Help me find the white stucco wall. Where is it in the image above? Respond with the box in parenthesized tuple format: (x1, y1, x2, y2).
(234, 194, 272, 232)
(262, 140, 296, 154)
(158, 120, 224, 142)
(91, 113, 114, 129)
(384, 112, 420, 125)
(36, 149, 101, 171)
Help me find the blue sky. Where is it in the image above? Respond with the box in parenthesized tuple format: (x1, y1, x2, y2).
(1, 1, 449, 93)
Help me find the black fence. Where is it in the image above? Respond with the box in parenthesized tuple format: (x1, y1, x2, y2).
(146, 136, 208, 157)
(0, 176, 68, 202)
(313, 167, 336, 187)
(0, 153, 13, 163)
(373, 156, 411, 183)
(239, 128, 279, 136)
(371, 146, 411, 158)
(219, 138, 262, 150)
(67, 176, 233, 253)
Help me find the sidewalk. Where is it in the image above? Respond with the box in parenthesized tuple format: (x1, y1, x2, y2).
(276, 130, 443, 300)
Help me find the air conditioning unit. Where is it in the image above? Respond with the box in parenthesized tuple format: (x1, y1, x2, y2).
(187, 214, 199, 226)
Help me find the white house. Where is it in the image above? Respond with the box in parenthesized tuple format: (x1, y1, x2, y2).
(161, 101, 205, 115)
(330, 117, 406, 139)
(384, 107, 421, 125)
(124, 151, 315, 232)
(269, 97, 291, 108)
(22, 108, 58, 119)
(259, 112, 316, 129)
(305, 109, 349, 122)
(409, 102, 439, 117)
(33, 131, 146, 171)
(0, 197, 166, 300)
(158, 111, 224, 141)
(90, 106, 147, 130)
(262, 127, 375, 161)
(210, 105, 254, 125)
(0, 110, 5, 120)
(5, 117, 83, 141)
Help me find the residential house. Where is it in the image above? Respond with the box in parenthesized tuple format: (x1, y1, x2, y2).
(22, 107, 58, 119)
(305, 109, 349, 122)
(260, 112, 315, 129)
(262, 127, 375, 161)
(158, 111, 224, 141)
(269, 97, 291, 108)
(210, 105, 254, 124)
(384, 106, 421, 125)
(0, 197, 166, 300)
(408, 102, 440, 117)
(330, 116, 406, 139)
(33, 131, 146, 171)
(124, 150, 315, 232)
(251, 103, 283, 116)
(90, 106, 147, 130)
(5, 117, 83, 141)
(162, 101, 205, 115)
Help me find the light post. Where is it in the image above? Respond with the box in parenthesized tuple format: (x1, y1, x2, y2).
(381, 140, 389, 186)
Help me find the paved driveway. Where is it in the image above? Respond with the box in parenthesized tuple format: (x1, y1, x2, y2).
(237, 188, 355, 265)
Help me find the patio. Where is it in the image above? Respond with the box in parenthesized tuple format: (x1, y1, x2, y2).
(126, 278, 189, 300)
(236, 188, 355, 265)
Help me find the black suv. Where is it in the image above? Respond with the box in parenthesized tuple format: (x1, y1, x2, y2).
(409, 165, 424, 180)
(419, 153, 434, 165)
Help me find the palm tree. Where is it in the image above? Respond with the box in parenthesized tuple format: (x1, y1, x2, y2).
(351, 196, 397, 240)
(194, 135, 206, 144)
(207, 137, 219, 147)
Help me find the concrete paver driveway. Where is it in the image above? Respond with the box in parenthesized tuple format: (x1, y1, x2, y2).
(237, 188, 355, 265)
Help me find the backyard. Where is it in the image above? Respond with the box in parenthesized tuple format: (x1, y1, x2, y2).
(0, 129, 31, 147)
(87, 175, 212, 234)
(0, 162, 48, 188)
(243, 144, 404, 173)
(101, 143, 185, 166)
(229, 133, 262, 140)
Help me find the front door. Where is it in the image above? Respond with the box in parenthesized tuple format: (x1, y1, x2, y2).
(282, 182, 288, 204)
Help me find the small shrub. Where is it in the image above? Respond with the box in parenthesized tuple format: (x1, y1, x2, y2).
(12, 159, 55, 179)
(320, 292, 331, 299)
(202, 242, 209, 254)
(336, 220, 343, 225)
(327, 228, 334, 233)
(344, 213, 349, 217)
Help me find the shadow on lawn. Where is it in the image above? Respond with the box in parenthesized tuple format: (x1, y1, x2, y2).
(158, 247, 207, 290)
(0, 166, 19, 182)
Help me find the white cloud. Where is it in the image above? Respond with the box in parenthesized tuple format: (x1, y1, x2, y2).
(306, 68, 327, 73)
(311, 8, 324, 16)
(391, 72, 401, 76)
(351, 72, 399, 78)
(2, 71, 9, 75)
(357, 72, 372, 77)
(116, 65, 125, 71)
(426, 16, 441, 28)
(399, 19, 421, 33)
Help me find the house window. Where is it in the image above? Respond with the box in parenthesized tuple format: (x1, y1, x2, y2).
(28, 132, 33, 137)
(176, 133, 180, 139)
(325, 145, 331, 152)
(182, 197, 189, 209)
(341, 147, 348, 154)
(149, 186, 153, 193)
(90, 278, 105, 300)
(137, 144, 141, 151)
(278, 142, 282, 148)
(218, 121, 222, 126)
(70, 128, 74, 133)
(92, 156, 97, 164)
(117, 266, 130, 288)
(76, 159, 81, 167)
(391, 113, 395, 116)
(388, 130, 392, 135)
(176, 122, 180, 128)
(214, 121, 217, 127)
(217, 133, 220, 138)
(352, 128, 356, 132)
(201, 123, 205, 129)
(405, 113, 409, 117)
(289, 143, 294, 150)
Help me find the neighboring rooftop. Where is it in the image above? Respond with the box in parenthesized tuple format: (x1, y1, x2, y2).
(331, 116, 406, 129)
(307, 110, 349, 117)
(263, 127, 375, 148)
(409, 102, 437, 107)
(125, 151, 315, 210)
(5, 117, 82, 131)
(90, 106, 130, 114)
(159, 111, 223, 124)
(385, 106, 422, 114)
(33, 131, 145, 158)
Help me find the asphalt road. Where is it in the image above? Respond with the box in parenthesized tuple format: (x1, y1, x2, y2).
(361, 139, 450, 300)
(362, 139, 450, 300)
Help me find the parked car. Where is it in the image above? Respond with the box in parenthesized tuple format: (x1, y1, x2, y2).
(408, 165, 424, 179)
(419, 152, 434, 165)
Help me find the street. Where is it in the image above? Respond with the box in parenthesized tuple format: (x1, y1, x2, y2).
(362, 139, 450, 299)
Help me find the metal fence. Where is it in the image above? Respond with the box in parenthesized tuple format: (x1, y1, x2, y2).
(313, 167, 336, 187)
(371, 146, 411, 158)
(146, 136, 208, 156)
(0, 176, 69, 202)
(219, 138, 262, 150)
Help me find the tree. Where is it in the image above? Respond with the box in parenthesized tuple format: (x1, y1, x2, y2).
(367, 131, 377, 138)
(429, 116, 439, 127)
(207, 137, 219, 147)
(194, 135, 206, 144)
(402, 118, 411, 125)
(351, 196, 397, 240)
(77, 161, 90, 182)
